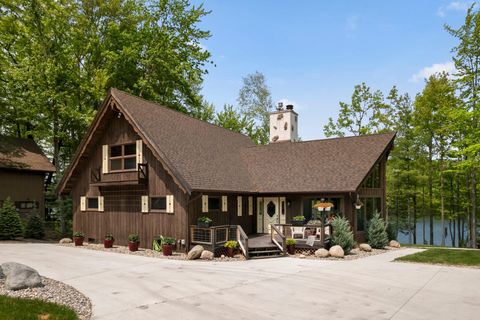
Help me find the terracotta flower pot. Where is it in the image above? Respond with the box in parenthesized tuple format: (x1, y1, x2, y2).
(162, 244, 173, 256)
(104, 239, 114, 248)
(128, 241, 139, 252)
(73, 237, 84, 246)
(287, 244, 296, 255)
(226, 247, 234, 257)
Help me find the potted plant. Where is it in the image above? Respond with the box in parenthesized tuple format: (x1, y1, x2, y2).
(224, 240, 238, 257)
(104, 233, 114, 248)
(128, 234, 140, 251)
(73, 231, 85, 246)
(292, 215, 305, 226)
(197, 216, 212, 228)
(286, 238, 297, 255)
(161, 237, 176, 256)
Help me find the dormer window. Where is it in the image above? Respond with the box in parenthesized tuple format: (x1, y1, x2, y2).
(110, 143, 136, 171)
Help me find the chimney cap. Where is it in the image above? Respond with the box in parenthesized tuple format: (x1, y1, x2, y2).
(277, 102, 284, 111)
(286, 104, 294, 110)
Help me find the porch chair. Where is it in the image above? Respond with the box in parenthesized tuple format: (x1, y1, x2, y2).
(290, 227, 306, 239)
(315, 226, 331, 240)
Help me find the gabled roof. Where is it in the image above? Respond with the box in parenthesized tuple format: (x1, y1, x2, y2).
(0, 136, 55, 173)
(58, 89, 395, 195)
(241, 132, 395, 193)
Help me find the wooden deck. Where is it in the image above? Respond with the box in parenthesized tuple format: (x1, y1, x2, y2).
(248, 233, 328, 250)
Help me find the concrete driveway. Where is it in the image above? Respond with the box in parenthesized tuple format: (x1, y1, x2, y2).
(1, 244, 479, 320)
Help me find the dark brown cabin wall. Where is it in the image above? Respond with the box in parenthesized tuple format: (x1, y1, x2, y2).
(71, 111, 188, 248)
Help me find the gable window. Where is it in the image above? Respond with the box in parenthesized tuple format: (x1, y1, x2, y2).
(151, 197, 167, 211)
(208, 197, 221, 211)
(361, 163, 381, 188)
(87, 197, 99, 210)
(110, 143, 136, 171)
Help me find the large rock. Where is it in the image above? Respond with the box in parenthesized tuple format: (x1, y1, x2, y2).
(59, 238, 72, 244)
(314, 248, 330, 258)
(0, 266, 4, 279)
(329, 245, 344, 258)
(200, 250, 214, 260)
(1, 262, 43, 290)
(187, 245, 204, 260)
(359, 243, 372, 252)
(389, 240, 401, 248)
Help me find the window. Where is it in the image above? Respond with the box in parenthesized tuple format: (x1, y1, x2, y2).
(361, 163, 381, 188)
(87, 197, 99, 210)
(208, 197, 221, 210)
(302, 197, 344, 221)
(151, 197, 167, 211)
(356, 197, 382, 231)
(14, 201, 38, 211)
(109, 143, 136, 171)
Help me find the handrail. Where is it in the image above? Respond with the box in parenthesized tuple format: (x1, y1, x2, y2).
(236, 225, 249, 259)
(271, 224, 286, 256)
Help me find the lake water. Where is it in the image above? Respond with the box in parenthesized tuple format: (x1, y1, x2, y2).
(396, 218, 469, 247)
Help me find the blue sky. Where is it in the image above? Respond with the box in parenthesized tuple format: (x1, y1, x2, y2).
(194, 0, 475, 140)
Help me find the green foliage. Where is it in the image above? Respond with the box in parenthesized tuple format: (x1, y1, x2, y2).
(330, 217, 355, 254)
(197, 216, 212, 223)
(286, 238, 297, 245)
(395, 248, 480, 266)
(224, 240, 238, 248)
(73, 231, 84, 238)
(292, 215, 305, 221)
(0, 198, 24, 240)
(128, 234, 140, 243)
(24, 213, 45, 239)
(162, 237, 176, 245)
(366, 213, 389, 248)
(386, 222, 397, 241)
(105, 233, 114, 241)
(0, 295, 78, 320)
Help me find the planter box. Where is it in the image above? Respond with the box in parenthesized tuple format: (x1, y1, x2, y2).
(226, 247, 234, 258)
(291, 220, 305, 226)
(128, 241, 139, 252)
(104, 239, 114, 248)
(73, 237, 84, 246)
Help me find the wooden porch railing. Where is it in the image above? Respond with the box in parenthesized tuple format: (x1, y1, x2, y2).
(275, 223, 333, 247)
(190, 225, 249, 259)
(236, 225, 249, 259)
(271, 224, 286, 256)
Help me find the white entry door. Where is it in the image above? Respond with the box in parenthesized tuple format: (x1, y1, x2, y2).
(263, 197, 279, 233)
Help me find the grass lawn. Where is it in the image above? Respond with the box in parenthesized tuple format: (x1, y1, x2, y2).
(0, 295, 78, 320)
(395, 248, 480, 267)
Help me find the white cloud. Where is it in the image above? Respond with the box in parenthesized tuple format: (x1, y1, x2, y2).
(437, 1, 474, 17)
(409, 61, 456, 83)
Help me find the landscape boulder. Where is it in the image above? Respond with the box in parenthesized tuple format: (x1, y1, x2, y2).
(314, 248, 330, 258)
(59, 238, 72, 244)
(187, 245, 204, 260)
(329, 245, 345, 258)
(389, 240, 401, 248)
(359, 243, 372, 252)
(200, 250, 214, 260)
(0, 266, 4, 279)
(1, 262, 43, 290)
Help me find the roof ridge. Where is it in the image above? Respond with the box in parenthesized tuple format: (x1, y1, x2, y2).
(110, 88, 255, 143)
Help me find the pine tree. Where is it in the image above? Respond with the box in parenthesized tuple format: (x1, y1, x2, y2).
(367, 213, 389, 248)
(330, 217, 355, 253)
(0, 198, 24, 239)
(24, 212, 45, 239)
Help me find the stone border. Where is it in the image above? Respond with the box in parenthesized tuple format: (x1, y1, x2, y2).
(59, 242, 245, 262)
(0, 277, 92, 320)
(290, 247, 402, 260)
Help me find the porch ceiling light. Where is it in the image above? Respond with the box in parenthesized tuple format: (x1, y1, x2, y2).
(354, 194, 363, 210)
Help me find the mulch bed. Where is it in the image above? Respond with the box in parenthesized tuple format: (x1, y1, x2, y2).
(0, 277, 92, 320)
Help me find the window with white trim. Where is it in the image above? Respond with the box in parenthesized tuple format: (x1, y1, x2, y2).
(109, 143, 136, 171)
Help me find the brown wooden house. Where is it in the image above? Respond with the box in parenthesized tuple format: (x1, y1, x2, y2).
(0, 136, 56, 220)
(57, 89, 395, 258)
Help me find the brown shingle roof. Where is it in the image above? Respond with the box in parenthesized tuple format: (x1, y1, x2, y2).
(241, 132, 395, 193)
(0, 136, 55, 172)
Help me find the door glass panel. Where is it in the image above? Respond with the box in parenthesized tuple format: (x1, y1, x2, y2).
(267, 201, 276, 217)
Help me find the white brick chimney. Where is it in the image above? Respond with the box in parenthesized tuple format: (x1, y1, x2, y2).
(269, 102, 298, 143)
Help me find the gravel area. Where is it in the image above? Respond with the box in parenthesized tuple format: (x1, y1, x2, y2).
(59, 242, 245, 262)
(0, 277, 92, 320)
(291, 246, 402, 260)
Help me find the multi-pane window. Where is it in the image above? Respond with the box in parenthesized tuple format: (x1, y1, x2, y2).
(110, 143, 136, 171)
(356, 197, 381, 231)
(361, 163, 381, 188)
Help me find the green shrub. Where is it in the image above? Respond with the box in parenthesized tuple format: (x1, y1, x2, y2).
(105, 233, 114, 241)
(162, 237, 176, 245)
(198, 216, 212, 223)
(224, 240, 238, 248)
(24, 213, 45, 239)
(286, 238, 297, 245)
(330, 217, 355, 253)
(386, 222, 397, 241)
(128, 234, 139, 243)
(367, 213, 389, 249)
(292, 215, 305, 221)
(73, 231, 84, 238)
(0, 198, 24, 239)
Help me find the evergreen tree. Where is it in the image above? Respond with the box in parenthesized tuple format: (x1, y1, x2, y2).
(330, 217, 355, 253)
(24, 212, 45, 239)
(367, 213, 389, 248)
(0, 198, 24, 240)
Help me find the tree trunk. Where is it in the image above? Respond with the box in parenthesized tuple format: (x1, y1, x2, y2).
(413, 193, 417, 244)
(440, 162, 445, 247)
(422, 186, 426, 245)
(470, 170, 477, 248)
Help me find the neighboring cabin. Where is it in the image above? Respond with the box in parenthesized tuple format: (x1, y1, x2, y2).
(57, 88, 395, 250)
(0, 136, 55, 219)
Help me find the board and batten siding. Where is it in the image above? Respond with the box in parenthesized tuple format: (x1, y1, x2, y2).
(70, 111, 188, 247)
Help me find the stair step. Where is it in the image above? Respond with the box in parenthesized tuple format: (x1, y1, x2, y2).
(250, 254, 285, 260)
(249, 247, 279, 252)
(249, 249, 282, 255)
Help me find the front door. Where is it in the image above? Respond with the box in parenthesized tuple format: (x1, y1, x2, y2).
(263, 197, 279, 233)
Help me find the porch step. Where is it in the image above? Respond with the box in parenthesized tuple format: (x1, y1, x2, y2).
(248, 246, 283, 259)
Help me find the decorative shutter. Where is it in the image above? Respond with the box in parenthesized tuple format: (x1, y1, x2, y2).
(248, 196, 253, 216)
(280, 197, 286, 224)
(237, 196, 242, 216)
(167, 195, 174, 213)
(202, 195, 208, 213)
(221, 196, 228, 212)
(80, 196, 86, 212)
(98, 196, 104, 212)
(136, 140, 143, 167)
(102, 145, 109, 174)
(141, 196, 149, 213)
